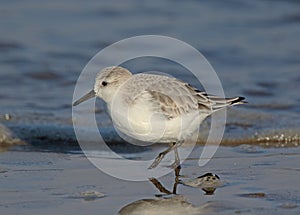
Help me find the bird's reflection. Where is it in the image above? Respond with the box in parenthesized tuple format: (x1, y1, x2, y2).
(150, 166, 221, 196)
(119, 167, 223, 215)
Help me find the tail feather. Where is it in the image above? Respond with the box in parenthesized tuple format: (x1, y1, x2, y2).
(209, 96, 246, 111)
(226, 96, 246, 105)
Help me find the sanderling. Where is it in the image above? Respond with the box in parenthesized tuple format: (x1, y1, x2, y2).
(73, 66, 246, 169)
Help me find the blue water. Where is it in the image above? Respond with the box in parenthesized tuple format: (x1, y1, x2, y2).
(0, 0, 300, 147)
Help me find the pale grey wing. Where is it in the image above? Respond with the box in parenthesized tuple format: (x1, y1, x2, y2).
(122, 74, 245, 118)
(132, 90, 198, 119)
(131, 83, 212, 119)
(120, 74, 205, 119)
(145, 79, 213, 115)
(145, 81, 246, 116)
(147, 91, 195, 119)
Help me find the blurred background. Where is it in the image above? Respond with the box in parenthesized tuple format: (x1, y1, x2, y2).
(0, 0, 300, 148)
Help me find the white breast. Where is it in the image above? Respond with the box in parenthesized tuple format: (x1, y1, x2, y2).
(108, 96, 205, 143)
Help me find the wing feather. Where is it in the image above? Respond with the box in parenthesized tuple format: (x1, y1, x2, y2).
(122, 74, 245, 119)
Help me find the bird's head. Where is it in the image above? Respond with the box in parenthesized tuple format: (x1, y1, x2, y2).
(73, 66, 132, 106)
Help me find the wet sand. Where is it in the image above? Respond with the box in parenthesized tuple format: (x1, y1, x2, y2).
(0, 145, 299, 214)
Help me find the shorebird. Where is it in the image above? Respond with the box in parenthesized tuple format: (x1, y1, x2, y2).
(73, 66, 245, 169)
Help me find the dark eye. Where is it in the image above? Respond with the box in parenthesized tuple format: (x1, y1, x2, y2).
(102, 81, 108, 86)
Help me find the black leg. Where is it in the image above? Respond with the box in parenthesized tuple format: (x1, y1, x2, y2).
(148, 140, 184, 169)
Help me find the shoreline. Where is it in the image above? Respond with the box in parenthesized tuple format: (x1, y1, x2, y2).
(1, 122, 299, 154)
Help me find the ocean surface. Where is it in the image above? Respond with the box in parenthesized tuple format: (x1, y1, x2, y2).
(0, 0, 300, 149)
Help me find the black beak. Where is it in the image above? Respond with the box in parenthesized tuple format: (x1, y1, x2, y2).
(73, 90, 96, 106)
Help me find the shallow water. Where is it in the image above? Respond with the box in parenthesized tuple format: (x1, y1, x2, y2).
(1, 0, 300, 147)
